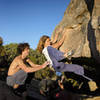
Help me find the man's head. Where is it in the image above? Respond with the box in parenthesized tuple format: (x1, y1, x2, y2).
(17, 43, 30, 56)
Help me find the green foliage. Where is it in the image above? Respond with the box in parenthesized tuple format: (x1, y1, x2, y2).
(0, 45, 7, 68)
(0, 46, 5, 56)
(0, 36, 3, 46)
(34, 67, 56, 80)
(29, 49, 46, 65)
(4, 43, 18, 66)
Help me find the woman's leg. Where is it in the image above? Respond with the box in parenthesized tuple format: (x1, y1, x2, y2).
(61, 64, 94, 81)
(47, 46, 65, 61)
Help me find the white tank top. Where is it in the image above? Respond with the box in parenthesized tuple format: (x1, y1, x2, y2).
(42, 47, 53, 66)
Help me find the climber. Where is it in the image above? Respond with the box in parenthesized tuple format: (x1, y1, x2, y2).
(36, 35, 98, 92)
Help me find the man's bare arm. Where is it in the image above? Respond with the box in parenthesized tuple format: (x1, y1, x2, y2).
(26, 59, 38, 67)
(18, 60, 49, 73)
(26, 59, 46, 68)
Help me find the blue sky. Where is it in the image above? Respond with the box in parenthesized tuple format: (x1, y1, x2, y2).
(0, 0, 70, 49)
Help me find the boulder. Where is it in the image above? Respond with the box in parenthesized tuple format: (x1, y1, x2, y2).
(51, 0, 100, 64)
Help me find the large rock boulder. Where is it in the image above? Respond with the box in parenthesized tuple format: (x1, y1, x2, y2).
(51, 0, 100, 64)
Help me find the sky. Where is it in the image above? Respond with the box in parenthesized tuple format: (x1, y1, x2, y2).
(0, 0, 70, 49)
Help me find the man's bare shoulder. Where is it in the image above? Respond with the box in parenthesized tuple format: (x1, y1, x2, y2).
(13, 56, 22, 64)
(10, 56, 24, 69)
(9, 56, 21, 69)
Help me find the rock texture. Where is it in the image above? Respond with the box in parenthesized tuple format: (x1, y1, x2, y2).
(51, 0, 100, 64)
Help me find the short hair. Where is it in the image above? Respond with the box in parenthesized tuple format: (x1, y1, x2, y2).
(36, 35, 50, 53)
(17, 43, 30, 54)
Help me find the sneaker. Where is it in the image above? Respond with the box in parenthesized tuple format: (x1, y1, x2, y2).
(67, 50, 75, 57)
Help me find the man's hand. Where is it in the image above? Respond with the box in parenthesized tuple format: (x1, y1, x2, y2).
(42, 61, 50, 68)
(26, 58, 30, 62)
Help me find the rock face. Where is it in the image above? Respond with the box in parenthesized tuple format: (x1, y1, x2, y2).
(51, 0, 100, 63)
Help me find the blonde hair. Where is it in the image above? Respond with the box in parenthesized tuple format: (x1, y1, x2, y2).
(37, 35, 50, 53)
